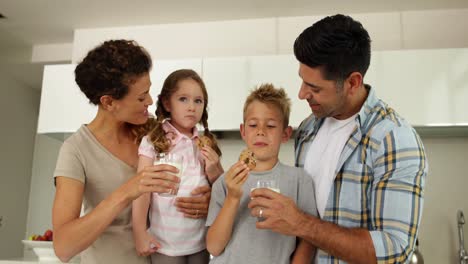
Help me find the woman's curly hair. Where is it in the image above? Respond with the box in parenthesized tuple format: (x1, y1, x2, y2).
(75, 39, 152, 105)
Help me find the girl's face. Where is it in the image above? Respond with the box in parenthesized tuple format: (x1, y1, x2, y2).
(164, 79, 205, 136)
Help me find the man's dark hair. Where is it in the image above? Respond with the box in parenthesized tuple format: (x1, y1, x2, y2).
(294, 14, 371, 83)
(75, 39, 152, 105)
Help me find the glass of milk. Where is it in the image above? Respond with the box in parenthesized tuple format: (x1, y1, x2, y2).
(251, 177, 280, 222)
(154, 153, 184, 197)
(251, 178, 280, 194)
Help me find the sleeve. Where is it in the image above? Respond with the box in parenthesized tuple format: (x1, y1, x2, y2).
(138, 135, 156, 159)
(53, 140, 85, 183)
(369, 126, 427, 263)
(296, 169, 318, 217)
(205, 175, 227, 227)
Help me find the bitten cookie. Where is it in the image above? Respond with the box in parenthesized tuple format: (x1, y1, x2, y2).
(238, 149, 256, 170)
(196, 135, 213, 149)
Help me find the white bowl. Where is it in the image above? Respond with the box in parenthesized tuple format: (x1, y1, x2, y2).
(22, 240, 58, 262)
(22, 240, 80, 263)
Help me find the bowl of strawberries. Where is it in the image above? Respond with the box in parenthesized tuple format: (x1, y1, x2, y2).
(23, 229, 80, 262)
(22, 229, 56, 262)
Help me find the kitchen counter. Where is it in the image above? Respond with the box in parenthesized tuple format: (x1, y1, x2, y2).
(3, 246, 80, 264)
(0, 257, 58, 263)
(0, 256, 79, 263)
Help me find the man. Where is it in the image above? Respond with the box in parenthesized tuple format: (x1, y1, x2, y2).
(249, 14, 427, 263)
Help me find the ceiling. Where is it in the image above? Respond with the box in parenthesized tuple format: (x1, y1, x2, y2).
(1, 0, 468, 89)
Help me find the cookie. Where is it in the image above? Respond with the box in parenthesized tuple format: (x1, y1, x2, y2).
(239, 149, 256, 170)
(196, 136, 213, 149)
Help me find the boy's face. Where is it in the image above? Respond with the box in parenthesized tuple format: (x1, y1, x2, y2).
(240, 100, 292, 168)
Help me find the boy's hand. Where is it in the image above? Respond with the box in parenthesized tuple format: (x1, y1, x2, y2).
(225, 161, 250, 200)
(134, 231, 160, 257)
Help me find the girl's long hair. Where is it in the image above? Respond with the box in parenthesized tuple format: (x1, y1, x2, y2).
(135, 69, 221, 156)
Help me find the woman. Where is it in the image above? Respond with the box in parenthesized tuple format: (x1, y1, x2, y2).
(52, 40, 212, 264)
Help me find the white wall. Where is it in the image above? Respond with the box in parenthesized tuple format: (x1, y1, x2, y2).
(25, 135, 63, 237)
(22, 134, 63, 259)
(26, 7, 468, 262)
(417, 136, 468, 263)
(0, 72, 40, 259)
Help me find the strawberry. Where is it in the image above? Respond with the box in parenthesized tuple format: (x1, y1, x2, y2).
(43, 230, 53, 241)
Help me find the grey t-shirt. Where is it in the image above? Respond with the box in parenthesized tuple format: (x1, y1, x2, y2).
(206, 162, 317, 264)
(54, 125, 149, 264)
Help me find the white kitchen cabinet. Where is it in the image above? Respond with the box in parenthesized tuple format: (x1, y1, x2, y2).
(37, 49, 468, 135)
(37, 64, 96, 134)
(149, 59, 202, 115)
(375, 49, 468, 126)
(202, 57, 249, 130)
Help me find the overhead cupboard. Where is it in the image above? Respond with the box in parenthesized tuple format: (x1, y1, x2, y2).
(37, 48, 468, 134)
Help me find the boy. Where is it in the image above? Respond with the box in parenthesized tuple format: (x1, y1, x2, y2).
(206, 84, 318, 263)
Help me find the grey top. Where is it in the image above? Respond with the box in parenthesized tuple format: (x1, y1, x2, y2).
(206, 162, 317, 264)
(54, 125, 149, 264)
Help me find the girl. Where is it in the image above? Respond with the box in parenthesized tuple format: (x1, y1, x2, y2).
(133, 69, 223, 264)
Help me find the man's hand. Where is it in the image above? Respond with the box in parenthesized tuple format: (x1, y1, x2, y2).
(248, 188, 306, 236)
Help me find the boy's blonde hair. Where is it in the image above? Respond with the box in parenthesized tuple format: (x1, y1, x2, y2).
(243, 83, 291, 128)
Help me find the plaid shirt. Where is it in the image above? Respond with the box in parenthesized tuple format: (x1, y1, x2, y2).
(295, 86, 427, 264)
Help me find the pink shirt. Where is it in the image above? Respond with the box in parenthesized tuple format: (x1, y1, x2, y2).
(138, 121, 209, 256)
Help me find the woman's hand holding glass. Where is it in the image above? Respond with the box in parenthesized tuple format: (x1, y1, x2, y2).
(124, 163, 181, 201)
(153, 153, 184, 197)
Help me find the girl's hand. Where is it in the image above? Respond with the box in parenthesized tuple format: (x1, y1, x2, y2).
(200, 146, 223, 181)
(134, 231, 160, 257)
(123, 164, 181, 201)
(225, 162, 249, 200)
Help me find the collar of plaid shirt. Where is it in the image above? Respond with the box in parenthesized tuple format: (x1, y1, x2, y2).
(294, 84, 375, 168)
